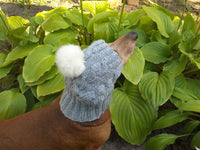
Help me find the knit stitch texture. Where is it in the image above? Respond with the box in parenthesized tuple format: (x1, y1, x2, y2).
(60, 40, 123, 122)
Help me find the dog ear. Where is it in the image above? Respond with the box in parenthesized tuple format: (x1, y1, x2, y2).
(55, 45, 85, 78)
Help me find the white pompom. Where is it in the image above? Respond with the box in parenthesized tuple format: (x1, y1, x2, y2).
(55, 45, 85, 78)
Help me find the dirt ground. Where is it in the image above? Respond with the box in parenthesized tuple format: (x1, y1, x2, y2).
(0, 2, 197, 150)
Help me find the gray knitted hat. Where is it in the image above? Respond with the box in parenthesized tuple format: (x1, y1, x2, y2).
(56, 40, 123, 122)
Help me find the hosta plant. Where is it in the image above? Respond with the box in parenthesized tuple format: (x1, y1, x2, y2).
(0, 2, 200, 149)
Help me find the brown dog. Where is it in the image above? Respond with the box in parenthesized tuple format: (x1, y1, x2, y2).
(0, 31, 137, 150)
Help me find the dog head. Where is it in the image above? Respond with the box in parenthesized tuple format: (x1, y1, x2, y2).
(109, 31, 138, 65)
(55, 32, 138, 122)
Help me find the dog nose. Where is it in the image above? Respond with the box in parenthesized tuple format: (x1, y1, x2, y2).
(127, 31, 138, 40)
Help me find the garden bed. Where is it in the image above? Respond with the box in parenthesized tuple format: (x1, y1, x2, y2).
(0, 2, 199, 150)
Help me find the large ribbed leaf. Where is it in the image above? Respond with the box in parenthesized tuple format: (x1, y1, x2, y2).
(0, 89, 26, 119)
(163, 54, 187, 78)
(35, 7, 68, 25)
(94, 22, 118, 42)
(141, 42, 171, 64)
(172, 88, 200, 102)
(17, 74, 29, 94)
(2, 43, 38, 67)
(0, 10, 10, 40)
(178, 41, 200, 69)
(139, 71, 175, 107)
(23, 45, 55, 82)
(64, 9, 89, 27)
(42, 13, 71, 32)
(182, 12, 198, 34)
(110, 80, 156, 145)
(37, 73, 65, 97)
(26, 65, 59, 86)
(146, 134, 181, 150)
(87, 10, 118, 32)
(122, 47, 145, 85)
(44, 28, 79, 47)
(0, 53, 12, 79)
(126, 9, 146, 26)
(153, 110, 189, 130)
(179, 101, 200, 113)
(7, 16, 28, 30)
(186, 79, 200, 96)
(0, 64, 12, 79)
(143, 6, 175, 38)
(83, 1, 109, 15)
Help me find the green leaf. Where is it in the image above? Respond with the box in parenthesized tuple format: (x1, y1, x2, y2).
(178, 41, 200, 69)
(163, 55, 187, 78)
(35, 7, 68, 25)
(193, 39, 200, 50)
(139, 71, 175, 107)
(0, 53, 12, 79)
(174, 74, 186, 89)
(0, 89, 26, 119)
(150, 30, 167, 44)
(42, 13, 71, 32)
(182, 12, 198, 34)
(146, 133, 181, 150)
(110, 80, 156, 145)
(64, 9, 89, 27)
(168, 30, 181, 46)
(191, 131, 200, 149)
(2, 43, 38, 67)
(0, 64, 12, 79)
(153, 110, 189, 130)
(186, 79, 200, 96)
(44, 28, 79, 47)
(7, 16, 28, 30)
(173, 87, 200, 102)
(24, 90, 35, 112)
(170, 96, 182, 108)
(122, 47, 145, 84)
(26, 65, 59, 86)
(135, 29, 150, 47)
(83, 1, 109, 15)
(141, 42, 171, 64)
(32, 93, 60, 110)
(94, 22, 118, 42)
(126, 9, 146, 26)
(87, 10, 118, 33)
(37, 73, 65, 97)
(139, 16, 156, 35)
(0, 10, 10, 40)
(23, 45, 55, 82)
(179, 100, 200, 113)
(143, 6, 175, 38)
(184, 120, 200, 134)
(17, 74, 29, 94)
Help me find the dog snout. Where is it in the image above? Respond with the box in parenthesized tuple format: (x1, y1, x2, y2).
(127, 31, 138, 41)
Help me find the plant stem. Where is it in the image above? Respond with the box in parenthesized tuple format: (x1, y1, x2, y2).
(23, 0, 30, 21)
(177, 0, 187, 31)
(117, 0, 126, 38)
(80, 0, 87, 45)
